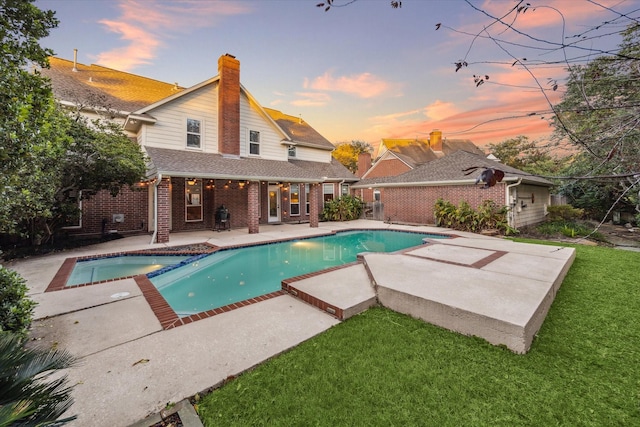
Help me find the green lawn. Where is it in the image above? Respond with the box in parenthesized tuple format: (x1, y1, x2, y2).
(197, 242, 640, 426)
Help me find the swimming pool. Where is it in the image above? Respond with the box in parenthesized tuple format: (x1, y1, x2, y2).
(149, 230, 446, 317)
(66, 255, 193, 286)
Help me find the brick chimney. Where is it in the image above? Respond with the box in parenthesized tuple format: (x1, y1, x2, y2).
(218, 54, 240, 156)
(429, 129, 443, 152)
(357, 152, 372, 177)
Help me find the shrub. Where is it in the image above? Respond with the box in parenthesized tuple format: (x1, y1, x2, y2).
(546, 205, 584, 221)
(321, 195, 363, 221)
(0, 267, 36, 340)
(434, 199, 516, 235)
(0, 333, 77, 426)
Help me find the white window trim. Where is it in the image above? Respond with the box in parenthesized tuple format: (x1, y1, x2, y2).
(290, 183, 300, 216)
(288, 145, 296, 158)
(248, 129, 260, 156)
(185, 178, 203, 222)
(323, 183, 334, 202)
(305, 184, 310, 215)
(185, 117, 204, 150)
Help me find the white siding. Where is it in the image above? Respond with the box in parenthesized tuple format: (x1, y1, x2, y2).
(292, 146, 332, 163)
(514, 184, 550, 227)
(140, 84, 218, 153)
(239, 93, 287, 160)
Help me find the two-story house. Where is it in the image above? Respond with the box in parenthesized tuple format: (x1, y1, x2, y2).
(43, 53, 356, 243)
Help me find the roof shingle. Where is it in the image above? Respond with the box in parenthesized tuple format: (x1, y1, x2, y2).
(353, 150, 552, 188)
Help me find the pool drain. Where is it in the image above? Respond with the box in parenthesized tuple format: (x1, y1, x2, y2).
(110, 292, 130, 299)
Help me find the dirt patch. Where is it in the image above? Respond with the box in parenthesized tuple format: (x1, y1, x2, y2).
(519, 222, 640, 248)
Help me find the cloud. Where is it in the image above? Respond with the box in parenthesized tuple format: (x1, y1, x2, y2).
(94, 0, 252, 71)
(306, 71, 400, 99)
(360, 92, 555, 147)
(291, 92, 332, 107)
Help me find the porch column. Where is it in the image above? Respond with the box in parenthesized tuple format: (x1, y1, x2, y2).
(309, 183, 320, 228)
(247, 181, 260, 234)
(157, 178, 170, 243)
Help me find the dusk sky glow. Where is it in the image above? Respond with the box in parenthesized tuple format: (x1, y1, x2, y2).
(36, 0, 639, 148)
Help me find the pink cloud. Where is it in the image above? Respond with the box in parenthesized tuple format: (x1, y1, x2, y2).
(362, 90, 557, 148)
(306, 71, 400, 99)
(94, 0, 252, 71)
(291, 92, 332, 107)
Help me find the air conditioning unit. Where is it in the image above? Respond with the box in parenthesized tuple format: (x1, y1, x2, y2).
(112, 213, 125, 223)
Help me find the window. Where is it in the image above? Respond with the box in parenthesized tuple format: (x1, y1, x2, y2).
(341, 183, 349, 196)
(305, 184, 310, 215)
(249, 130, 260, 155)
(288, 145, 296, 158)
(290, 184, 300, 216)
(185, 178, 203, 221)
(186, 118, 201, 149)
(323, 183, 334, 202)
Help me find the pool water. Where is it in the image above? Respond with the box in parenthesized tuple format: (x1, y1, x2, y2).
(150, 230, 446, 317)
(66, 255, 193, 286)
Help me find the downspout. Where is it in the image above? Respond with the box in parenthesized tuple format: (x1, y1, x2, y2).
(506, 178, 522, 229)
(150, 173, 162, 244)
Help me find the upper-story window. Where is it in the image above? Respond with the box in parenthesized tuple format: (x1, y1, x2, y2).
(186, 118, 201, 149)
(288, 146, 296, 158)
(249, 130, 260, 155)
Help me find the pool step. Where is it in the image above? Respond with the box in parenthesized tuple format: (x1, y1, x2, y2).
(282, 263, 376, 320)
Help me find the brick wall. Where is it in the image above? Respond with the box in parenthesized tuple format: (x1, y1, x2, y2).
(383, 184, 506, 224)
(170, 177, 215, 231)
(77, 184, 148, 235)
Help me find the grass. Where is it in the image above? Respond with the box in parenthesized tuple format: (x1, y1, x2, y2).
(196, 241, 640, 426)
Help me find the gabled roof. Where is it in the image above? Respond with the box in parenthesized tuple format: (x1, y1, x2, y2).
(42, 57, 184, 114)
(264, 108, 334, 151)
(145, 146, 356, 183)
(353, 150, 552, 188)
(379, 138, 485, 168)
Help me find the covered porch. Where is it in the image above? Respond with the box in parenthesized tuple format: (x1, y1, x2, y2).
(144, 146, 354, 243)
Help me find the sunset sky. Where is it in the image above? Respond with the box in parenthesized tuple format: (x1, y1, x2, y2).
(36, 0, 638, 149)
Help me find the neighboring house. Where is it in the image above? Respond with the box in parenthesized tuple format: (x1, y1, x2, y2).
(43, 53, 356, 243)
(352, 150, 553, 229)
(357, 129, 485, 203)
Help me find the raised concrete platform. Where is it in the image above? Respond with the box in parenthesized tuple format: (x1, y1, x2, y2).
(283, 263, 376, 320)
(291, 237, 575, 354)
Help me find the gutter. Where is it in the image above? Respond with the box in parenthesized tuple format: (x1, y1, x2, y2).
(351, 176, 526, 189)
(150, 173, 162, 245)
(505, 178, 522, 229)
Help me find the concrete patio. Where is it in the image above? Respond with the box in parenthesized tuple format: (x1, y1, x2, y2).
(5, 220, 575, 426)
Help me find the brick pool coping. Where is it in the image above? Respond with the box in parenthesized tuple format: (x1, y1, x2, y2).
(45, 229, 456, 329)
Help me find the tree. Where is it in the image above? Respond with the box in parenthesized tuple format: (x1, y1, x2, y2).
(0, 111, 148, 245)
(552, 24, 640, 218)
(332, 140, 373, 173)
(0, 0, 58, 179)
(487, 135, 566, 177)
